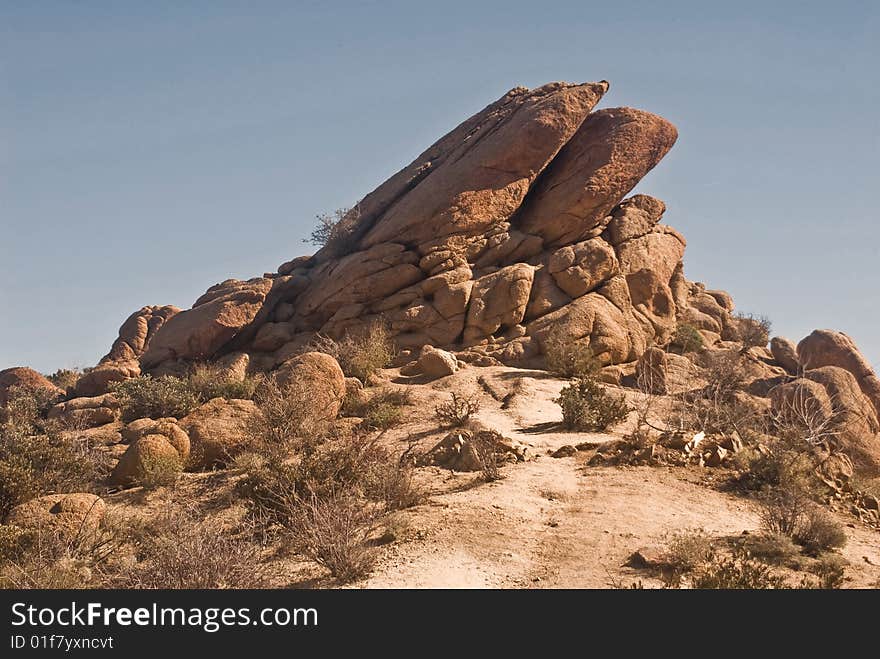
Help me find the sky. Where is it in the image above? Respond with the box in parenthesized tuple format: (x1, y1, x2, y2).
(1, 1, 878, 374)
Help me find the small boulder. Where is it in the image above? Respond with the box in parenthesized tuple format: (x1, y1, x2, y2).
(417, 345, 459, 379)
(109, 434, 184, 487)
(275, 352, 346, 419)
(770, 336, 799, 375)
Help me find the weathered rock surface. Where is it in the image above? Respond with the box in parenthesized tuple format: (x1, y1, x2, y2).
(798, 329, 880, 417)
(275, 352, 346, 419)
(179, 398, 259, 468)
(48, 394, 121, 428)
(770, 336, 800, 375)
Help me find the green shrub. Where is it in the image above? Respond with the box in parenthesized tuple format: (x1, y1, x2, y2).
(137, 451, 183, 490)
(555, 377, 630, 431)
(435, 392, 481, 428)
(543, 334, 600, 378)
(186, 363, 260, 402)
(671, 323, 704, 353)
(1, 385, 60, 432)
(0, 426, 109, 518)
(344, 388, 411, 431)
(740, 532, 801, 565)
(111, 376, 200, 422)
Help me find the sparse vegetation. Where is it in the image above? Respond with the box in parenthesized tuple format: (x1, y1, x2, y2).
(555, 377, 630, 432)
(690, 546, 788, 589)
(670, 323, 704, 353)
(343, 388, 412, 431)
(304, 206, 359, 255)
(286, 493, 380, 582)
(111, 376, 201, 422)
(435, 392, 481, 428)
(46, 368, 83, 393)
(0, 424, 109, 518)
(734, 313, 772, 350)
(312, 320, 396, 383)
(544, 334, 600, 378)
(136, 451, 183, 490)
(111, 367, 261, 423)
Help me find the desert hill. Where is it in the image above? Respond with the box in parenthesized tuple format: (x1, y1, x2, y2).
(1, 80, 878, 589)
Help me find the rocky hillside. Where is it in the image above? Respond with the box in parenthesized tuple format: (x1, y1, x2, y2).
(2, 80, 879, 589)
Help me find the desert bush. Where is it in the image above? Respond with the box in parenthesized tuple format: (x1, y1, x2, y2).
(670, 323, 704, 353)
(805, 554, 847, 589)
(758, 487, 812, 538)
(796, 507, 847, 554)
(740, 532, 801, 565)
(121, 505, 264, 589)
(304, 207, 359, 255)
(733, 441, 820, 496)
(111, 376, 200, 422)
(690, 546, 787, 589)
(435, 392, 481, 428)
(237, 431, 421, 528)
(312, 320, 396, 383)
(663, 530, 713, 574)
(555, 377, 630, 432)
(344, 388, 412, 431)
(244, 377, 323, 459)
(0, 425, 110, 518)
(1, 385, 60, 432)
(544, 334, 600, 378)
(735, 313, 772, 350)
(470, 431, 501, 482)
(287, 492, 379, 583)
(46, 368, 83, 393)
(186, 363, 260, 402)
(137, 451, 183, 490)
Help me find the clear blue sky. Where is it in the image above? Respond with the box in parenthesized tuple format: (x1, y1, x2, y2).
(2, 1, 878, 374)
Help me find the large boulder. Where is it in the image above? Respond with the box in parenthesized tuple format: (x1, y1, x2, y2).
(102, 305, 181, 363)
(547, 238, 619, 298)
(179, 398, 259, 468)
(770, 336, 800, 375)
(5, 494, 106, 543)
(416, 345, 459, 379)
(110, 434, 186, 487)
(0, 367, 63, 408)
(141, 278, 274, 368)
(797, 330, 880, 417)
(274, 352, 347, 419)
(516, 107, 678, 247)
(356, 82, 609, 250)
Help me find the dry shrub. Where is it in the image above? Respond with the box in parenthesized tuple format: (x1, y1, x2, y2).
(0, 424, 110, 518)
(670, 323, 704, 353)
(344, 388, 412, 431)
(734, 313, 772, 350)
(435, 392, 481, 428)
(137, 451, 183, 490)
(740, 532, 801, 565)
(1, 385, 60, 431)
(733, 440, 820, 495)
(312, 320, 396, 383)
(46, 368, 83, 393)
(244, 377, 323, 459)
(471, 431, 501, 482)
(543, 334, 600, 378)
(690, 546, 787, 589)
(287, 493, 380, 583)
(664, 530, 713, 574)
(305, 206, 360, 256)
(120, 505, 264, 589)
(555, 377, 630, 432)
(186, 363, 260, 402)
(758, 489, 846, 553)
